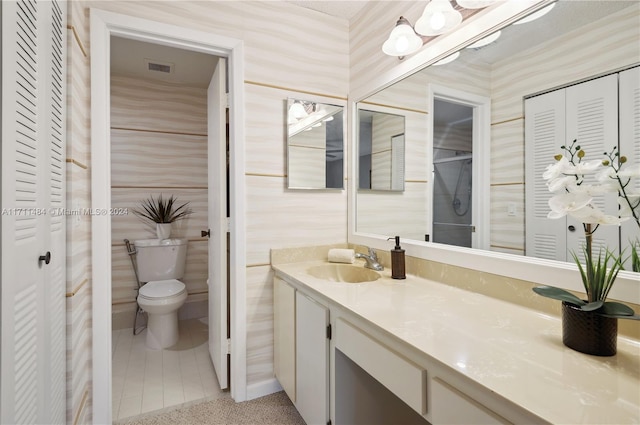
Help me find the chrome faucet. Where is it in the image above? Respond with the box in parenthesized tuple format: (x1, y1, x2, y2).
(355, 248, 384, 271)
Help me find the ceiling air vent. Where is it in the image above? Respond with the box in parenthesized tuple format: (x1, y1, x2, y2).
(144, 58, 174, 75)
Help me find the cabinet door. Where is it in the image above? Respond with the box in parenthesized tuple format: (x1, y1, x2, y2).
(273, 278, 296, 401)
(526, 74, 619, 262)
(525, 89, 567, 260)
(565, 74, 619, 261)
(296, 291, 329, 425)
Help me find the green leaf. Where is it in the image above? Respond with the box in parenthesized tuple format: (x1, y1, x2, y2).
(601, 301, 635, 316)
(580, 301, 603, 311)
(532, 286, 585, 305)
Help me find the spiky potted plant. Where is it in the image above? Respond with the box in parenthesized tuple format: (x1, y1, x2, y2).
(532, 141, 640, 356)
(132, 194, 193, 240)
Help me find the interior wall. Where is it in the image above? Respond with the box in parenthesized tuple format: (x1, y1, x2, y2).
(69, 1, 350, 414)
(110, 74, 209, 329)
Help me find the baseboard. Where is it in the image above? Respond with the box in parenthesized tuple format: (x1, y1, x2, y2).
(246, 378, 283, 401)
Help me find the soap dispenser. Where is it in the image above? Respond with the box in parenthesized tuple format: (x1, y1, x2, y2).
(387, 236, 406, 279)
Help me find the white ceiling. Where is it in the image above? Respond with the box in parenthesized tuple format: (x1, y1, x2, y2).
(110, 36, 219, 88)
(285, 0, 370, 19)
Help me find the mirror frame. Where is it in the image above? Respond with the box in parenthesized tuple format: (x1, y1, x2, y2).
(347, 0, 640, 305)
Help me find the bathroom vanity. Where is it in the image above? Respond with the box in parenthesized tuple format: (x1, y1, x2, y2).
(272, 249, 640, 425)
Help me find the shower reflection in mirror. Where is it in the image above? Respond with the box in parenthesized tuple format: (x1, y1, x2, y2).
(358, 109, 405, 191)
(432, 99, 473, 248)
(287, 98, 344, 190)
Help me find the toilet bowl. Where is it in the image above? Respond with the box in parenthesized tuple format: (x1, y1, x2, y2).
(134, 239, 189, 349)
(137, 279, 188, 350)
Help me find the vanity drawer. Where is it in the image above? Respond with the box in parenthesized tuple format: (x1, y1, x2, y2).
(336, 318, 427, 415)
(431, 378, 509, 425)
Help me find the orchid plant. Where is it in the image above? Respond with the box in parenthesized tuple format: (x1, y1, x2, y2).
(533, 140, 640, 319)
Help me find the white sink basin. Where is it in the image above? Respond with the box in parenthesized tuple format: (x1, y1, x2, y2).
(307, 264, 381, 283)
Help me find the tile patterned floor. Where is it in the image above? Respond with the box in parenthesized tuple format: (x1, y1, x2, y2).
(112, 317, 223, 421)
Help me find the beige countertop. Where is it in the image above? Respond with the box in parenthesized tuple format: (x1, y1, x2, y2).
(273, 260, 640, 425)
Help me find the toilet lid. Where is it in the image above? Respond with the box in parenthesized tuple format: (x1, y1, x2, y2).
(139, 279, 186, 299)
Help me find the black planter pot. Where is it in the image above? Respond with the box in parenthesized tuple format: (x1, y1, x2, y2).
(562, 301, 617, 356)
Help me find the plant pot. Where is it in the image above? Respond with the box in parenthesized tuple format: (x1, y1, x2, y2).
(562, 301, 617, 356)
(156, 223, 172, 240)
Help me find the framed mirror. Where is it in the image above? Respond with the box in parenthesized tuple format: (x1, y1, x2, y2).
(287, 98, 344, 190)
(358, 109, 405, 191)
(352, 1, 640, 286)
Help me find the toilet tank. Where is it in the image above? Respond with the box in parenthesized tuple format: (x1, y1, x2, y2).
(134, 239, 188, 282)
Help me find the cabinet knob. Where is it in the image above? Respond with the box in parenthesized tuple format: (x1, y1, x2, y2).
(39, 251, 51, 265)
(201, 229, 210, 238)
(568, 225, 576, 232)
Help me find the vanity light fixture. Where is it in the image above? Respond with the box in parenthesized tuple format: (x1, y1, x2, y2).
(415, 0, 462, 36)
(382, 16, 424, 58)
(289, 101, 309, 120)
(382, 0, 496, 59)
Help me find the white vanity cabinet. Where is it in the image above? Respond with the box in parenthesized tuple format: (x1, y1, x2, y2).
(273, 277, 296, 401)
(273, 277, 329, 425)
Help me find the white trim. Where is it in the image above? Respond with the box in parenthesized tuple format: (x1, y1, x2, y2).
(427, 83, 491, 250)
(90, 9, 247, 425)
(246, 378, 284, 401)
(348, 0, 640, 306)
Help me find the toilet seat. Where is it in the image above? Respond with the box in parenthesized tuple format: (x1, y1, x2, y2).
(139, 279, 186, 300)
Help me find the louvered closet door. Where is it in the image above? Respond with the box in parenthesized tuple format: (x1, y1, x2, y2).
(619, 67, 640, 269)
(1, 1, 66, 423)
(525, 89, 567, 261)
(565, 75, 619, 262)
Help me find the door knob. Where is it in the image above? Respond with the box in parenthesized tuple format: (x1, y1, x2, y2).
(201, 229, 210, 238)
(39, 251, 51, 265)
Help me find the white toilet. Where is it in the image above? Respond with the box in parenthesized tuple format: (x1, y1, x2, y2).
(134, 238, 188, 350)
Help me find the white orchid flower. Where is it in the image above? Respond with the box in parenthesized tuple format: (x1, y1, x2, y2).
(542, 156, 570, 180)
(547, 193, 592, 219)
(595, 166, 616, 182)
(618, 164, 640, 178)
(570, 183, 614, 196)
(569, 204, 627, 225)
(546, 175, 575, 192)
(563, 159, 602, 176)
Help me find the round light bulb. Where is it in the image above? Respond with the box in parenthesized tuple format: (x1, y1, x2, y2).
(430, 11, 445, 31)
(395, 35, 409, 53)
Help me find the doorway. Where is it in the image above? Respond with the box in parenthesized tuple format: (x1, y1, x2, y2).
(432, 99, 474, 248)
(90, 10, 247, 424)
(109, 35, 228, 420)
(428, 84, 491, 250)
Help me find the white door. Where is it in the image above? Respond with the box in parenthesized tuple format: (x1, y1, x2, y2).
(565, 74, 619, 262)
(525, 89, 568, 261)
(1, 0, 66, 423)
(526, 74, 620, 262)
(208, 58, 229, 389)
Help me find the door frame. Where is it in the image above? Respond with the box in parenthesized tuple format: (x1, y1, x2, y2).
(90, 9, 247, 424)
(427, 84, 491, 250)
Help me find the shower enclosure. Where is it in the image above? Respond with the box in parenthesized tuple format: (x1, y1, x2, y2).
(433, 153, 473, 247)
(431, 98, 474, 248)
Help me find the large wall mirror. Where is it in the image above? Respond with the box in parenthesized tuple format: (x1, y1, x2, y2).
(354, 1, 640, 281)
(287, 98, 344, 190)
